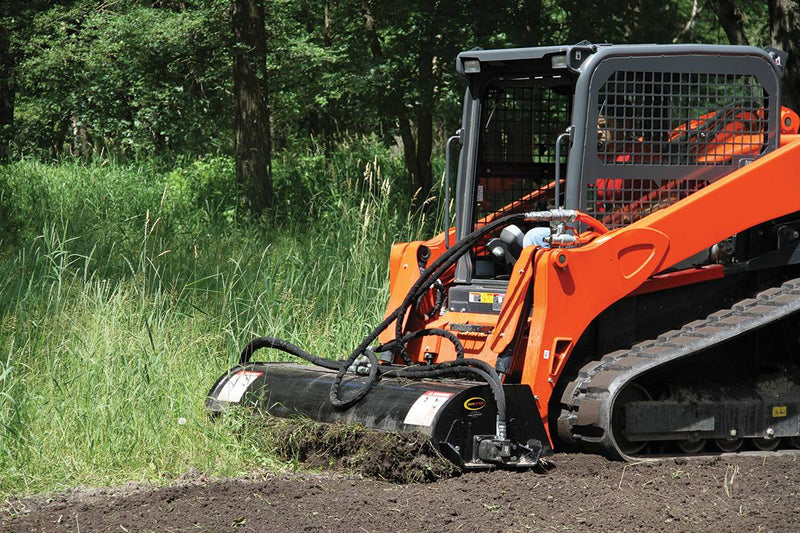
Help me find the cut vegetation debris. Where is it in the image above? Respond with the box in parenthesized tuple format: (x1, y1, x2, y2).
(243, 416, 460, 483)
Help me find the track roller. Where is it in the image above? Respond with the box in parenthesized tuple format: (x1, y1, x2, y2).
(714, 438, 744, 452)
(676, 438, 706, 454)
(751, 437, 782, 451)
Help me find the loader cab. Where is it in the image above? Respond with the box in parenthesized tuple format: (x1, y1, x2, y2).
(452, 42, 783, 288)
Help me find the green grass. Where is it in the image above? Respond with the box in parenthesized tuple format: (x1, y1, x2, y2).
(0, 140, 441, 496)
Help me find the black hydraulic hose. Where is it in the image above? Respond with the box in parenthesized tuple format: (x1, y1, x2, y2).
(329, 348, 380, 408)
(239, 336, 342, 370)
(427, 279, 446, 319)
(238, 336, 380, 408)
(240, 330, 507, 427)
(376, 327, 465, 361)
(393, 213, 529, 342)
(379, 357, 506, 422)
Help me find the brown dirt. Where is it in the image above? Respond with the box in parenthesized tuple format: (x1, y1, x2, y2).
(4, 452, 800, 532)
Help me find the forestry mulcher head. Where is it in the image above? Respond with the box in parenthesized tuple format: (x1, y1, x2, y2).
(207, 361, 549, 469)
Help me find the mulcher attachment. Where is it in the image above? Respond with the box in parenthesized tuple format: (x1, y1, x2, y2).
(207, 362, 550, 469)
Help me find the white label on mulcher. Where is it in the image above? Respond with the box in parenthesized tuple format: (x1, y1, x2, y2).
(217, 370, 263, 403)
(404, 391, 454, 427)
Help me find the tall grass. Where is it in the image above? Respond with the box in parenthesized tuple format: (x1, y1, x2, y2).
(0, 138, 441, 496)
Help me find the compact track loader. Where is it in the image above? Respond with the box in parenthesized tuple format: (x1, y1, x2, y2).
(208, 42, 800, 468)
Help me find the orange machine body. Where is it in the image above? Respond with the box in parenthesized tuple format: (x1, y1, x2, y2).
(381, 133, 800, 443)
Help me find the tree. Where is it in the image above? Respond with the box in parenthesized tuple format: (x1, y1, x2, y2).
(563, 0, 683, 44)
(715, 0, 749, 45)
(0, 25, 12, 160)
(0, 1, 45, 160)
(769, 0, 800, 110)
(232, 0, 271, 214)
(10, 1, 233, 158)
(360, 0, 478, 205)
(361, 0, 433, 203)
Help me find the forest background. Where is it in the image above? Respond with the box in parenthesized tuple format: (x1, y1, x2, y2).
(0, 0, 798, 496)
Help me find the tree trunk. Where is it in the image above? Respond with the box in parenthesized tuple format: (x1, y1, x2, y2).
(415, 29, 434, 200)
(398, 115, 422, 194)
(516, 0, 542, 45)
(70, 114, 92, 158)
(769, 0, 800, 111)
(232, 0, 272, 215)
(714, 0, 749, 45)
(361, 0, 435, 204)
(0, 28, 13, 160)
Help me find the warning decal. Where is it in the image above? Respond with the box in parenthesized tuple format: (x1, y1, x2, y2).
(217, 370, 263, 403)
(492, 293, 504, 311)
(468, 292, 504, 308)
(772, 405, 788, 418)
(404, 391, 454, 427)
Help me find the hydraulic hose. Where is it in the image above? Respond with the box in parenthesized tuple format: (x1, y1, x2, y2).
(326, 212, 530, 411)
(376, 327, 465, 360)
(379, 357, 506, 433)
(239, 336, 342, 370)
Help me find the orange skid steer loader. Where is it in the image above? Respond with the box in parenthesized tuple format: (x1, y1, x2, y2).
(208, 42, 800, 468)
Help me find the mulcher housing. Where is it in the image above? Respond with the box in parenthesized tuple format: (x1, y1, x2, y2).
(207, 363, 548, 468)
(209, 42, 800, 464)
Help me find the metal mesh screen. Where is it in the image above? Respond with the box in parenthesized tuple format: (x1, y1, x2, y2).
(587, 71, 769, 228)
(588, 177, 708, 228)
(476, 82, 571, 223)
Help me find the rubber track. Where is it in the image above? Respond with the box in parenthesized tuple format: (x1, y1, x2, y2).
(559, 276, 800, 460)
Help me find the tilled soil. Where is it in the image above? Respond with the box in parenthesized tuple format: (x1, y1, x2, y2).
(3, 452, 800, 532)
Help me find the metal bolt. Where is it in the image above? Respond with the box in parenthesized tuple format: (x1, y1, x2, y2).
(547, 377, 553, 383)
(519, 269, 524, 274)
(533, 395, 539, 400)
(766, 428, 775, 438)
(729, 429, 737, 437)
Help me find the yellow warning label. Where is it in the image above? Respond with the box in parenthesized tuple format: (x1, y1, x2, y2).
(480, 292, 494, 304)
(772, 406, 787, 418)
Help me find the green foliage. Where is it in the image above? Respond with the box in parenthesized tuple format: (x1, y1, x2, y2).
(271, 134, 410, 223)
(266, 1, 377, 145)
(165, 157, 237, 224)
(13, 1, 232, 158)
(0, 140, 432, 495)
(2, 0, 773, 180)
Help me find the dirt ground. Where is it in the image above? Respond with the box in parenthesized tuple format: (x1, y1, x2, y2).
(3, 452, 800, 533)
